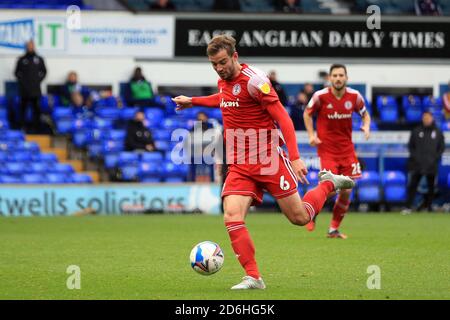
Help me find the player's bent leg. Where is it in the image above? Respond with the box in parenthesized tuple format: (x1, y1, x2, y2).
(276, 192, 311, 226)
(223, 195, 264, 289)
(328, 189, 351, 239)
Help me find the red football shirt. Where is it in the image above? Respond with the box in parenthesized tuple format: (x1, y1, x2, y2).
(205, 64, 282, 164)
(306, 87, 367, 158)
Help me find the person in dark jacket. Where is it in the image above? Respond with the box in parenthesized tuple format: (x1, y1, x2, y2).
(268, 70, 288, 106)
(403, 111, 445, 213)
(124, 111, 156, 152)
(14, 40, 47, 133)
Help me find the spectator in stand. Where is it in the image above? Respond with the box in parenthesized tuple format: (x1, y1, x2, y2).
(290, 91, 308, 131)
(268, 70, 288, 106)
(149, 0, 176, 11)
(302, 82, 315, 102)
(125, 110, 157, 152)
(319, 70, 330, 88)
(14, 40, 47, 133)
(275, 0, 302, 13)
(61, 71, 93, 112)
(126, 67, 160, 108)
(443, 81, 450, 119)
(213, 0, 241, 11)
(415, 0, 442, 15)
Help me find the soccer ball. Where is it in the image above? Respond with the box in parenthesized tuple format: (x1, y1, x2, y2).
(190, 241, 224, 275)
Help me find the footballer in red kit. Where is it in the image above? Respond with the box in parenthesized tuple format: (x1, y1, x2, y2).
(173, 36, 356, 290)
(304, 64, 372, 239)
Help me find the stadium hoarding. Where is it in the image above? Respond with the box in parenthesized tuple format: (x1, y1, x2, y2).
(0, 11, 174, 58)
(175, 17, 450, 59)
(0, 184, 221, 216)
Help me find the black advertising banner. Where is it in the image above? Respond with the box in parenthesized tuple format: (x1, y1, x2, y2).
(175, 18, 450, 59)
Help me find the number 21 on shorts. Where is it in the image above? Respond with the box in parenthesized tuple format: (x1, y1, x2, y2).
(351, 162, 361, 176)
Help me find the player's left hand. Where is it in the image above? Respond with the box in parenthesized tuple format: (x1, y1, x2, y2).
(172, 95, 192, 111)
(291, 158, 309, 185)
(361, 125, 370, 140)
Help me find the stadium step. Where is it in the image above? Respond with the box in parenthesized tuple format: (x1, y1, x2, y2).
(26, 134, 51, 149)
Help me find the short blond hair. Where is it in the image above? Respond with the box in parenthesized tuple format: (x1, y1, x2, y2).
(206, 34, 236, 57)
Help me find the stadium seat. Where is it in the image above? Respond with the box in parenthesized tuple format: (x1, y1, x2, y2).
(145, 109, 165, 127)
(422, 96, 442, 110)
(0, 119, 10, 131)
(107, 130, 126, 141)
(118, 152, 139, 165)
(104, 153, 120, 169)
(30, 162, 49, 174)
(382, 171, 407, 202)
(5, 130, 24, 142)
(441, 121, 450, 132)
(163, 177, 185, 183)
(120, 107, 139, 121)
(379, 106, 398, 123)
(72, 130, 92, 148)
(152, 129, 171, 141)
(34, 153, 58, 164)
(141, 152, 164, 162)
(56, 119, 74, 134)
(138, 162, 162, 181)
(96, 107, 121, 121)
(88, 143, 103, 159)
(70, 174, 93, 184)
(402, 95, 421, 111)
(50, 163, 75, 174)
(6, 162, 24, 175)
(357, 185, 381, 202)
(119, 164, 140, 181)
(53, 107, 73, 120)
(405, 106, 423, 123)
(0, 175, 20, 184)
(154, 140, 170, 152)
(376, 95, 397, 110)
(102, 140, 124, 153)
(358, 171, 381, 186)
(22, 174, 44, 184)
(93, 118, 113, 130)
(8, 151, 32, 162)
(45, 173, 68, 184)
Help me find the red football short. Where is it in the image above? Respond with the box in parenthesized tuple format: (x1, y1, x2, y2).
(222, 150, 299, 206)
(319, 152, 362, 179)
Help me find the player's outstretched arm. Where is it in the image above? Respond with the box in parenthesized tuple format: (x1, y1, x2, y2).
(172, 93, 221, 111)
(266, 101, 309, 185)
(303, 111, 322, 146)
(361, 111, 371, 140)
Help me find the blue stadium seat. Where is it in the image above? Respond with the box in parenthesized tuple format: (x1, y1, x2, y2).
(405, 106, 423, 123)
(30, 162, 48, 174)
(138, 162, 162, 181)
(0, 119, 10, 131)
(106, 130, 126, 141)
(162, 117, 184, 131)
(422, 96, 442, 110)
(56, 119, 74, 134)
(50, 163, 74, 174)
(118, 152, 139, 165)
(146, 109, 165, 127)
(152, 129, 171, 141)
(376, 95, 397, 110)
(120, 107, 139, 121)
(5, 130, 24, 142)
(402, 95, 421, 111)
(88, 143, 103, 159)
(141, 152, 164, 162)
(0, 108, 7, 120)
(163, 162, 188, 179)
(164, 177, 185, 183)
(71, 174, 93, 184)
(382, 170, 407, 202)
(73, 118, 93, 131)
(0, 175, 20, 184)
(8, 151, 32, 162)
(441, 121, 450, 132)
(155, 140, 170, 152)
(102, 140, 124, 153)
(382, 171, 406, 185)
(92, 118, 113, 130)
(96, 107, 121, 121)
(379, 106, 398, 123)
(6, 162, 24, 175)
(45, 173, 68, 184)
(34, 153, 58, 164)
(53, 106, 73, 120)
(22, 174, 44, 184)
(104, 153, 120, 169)
(72, 130, 92, 148)
(358, 170, 380, 186)
(358, 185, 381, 202)
(119, 164, 140, 181)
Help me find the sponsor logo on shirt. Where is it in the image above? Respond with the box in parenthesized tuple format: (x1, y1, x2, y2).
(232, 84, 241, 96)
(258, 82, 271, 95)
(344, 101, 353, 110)
(326, 103, 333, 109)
(220, 98, 240, 108)
(327, 112, 352, 120)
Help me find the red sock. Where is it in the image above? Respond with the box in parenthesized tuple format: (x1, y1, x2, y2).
(303, 181, 334, 220)
(330, 195, 351, 230)
(225, 221, 260, 279)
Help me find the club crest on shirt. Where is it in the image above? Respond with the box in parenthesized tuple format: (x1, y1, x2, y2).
(232, 84, 241, 96)
(258, 82, 271, 95)
(344, 101, 353, 110)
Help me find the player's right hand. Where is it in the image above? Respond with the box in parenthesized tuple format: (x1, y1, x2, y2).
(172, 95, 193, 111)
(291, 158, 309, 185)
(308, 135, 322, 147)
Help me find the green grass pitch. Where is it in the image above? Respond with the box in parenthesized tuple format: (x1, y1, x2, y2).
(0, 213, 449, 300)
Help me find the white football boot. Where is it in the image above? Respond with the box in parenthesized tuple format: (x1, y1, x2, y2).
(231, 276, 266, 290)
(318, 169, 355, 191)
